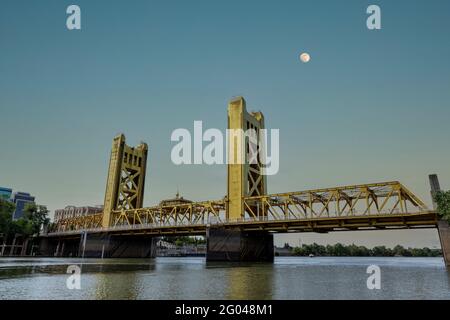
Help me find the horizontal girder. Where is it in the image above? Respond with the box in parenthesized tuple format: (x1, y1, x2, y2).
(48, 212, 438, 237)
(50, 181, 437, 236)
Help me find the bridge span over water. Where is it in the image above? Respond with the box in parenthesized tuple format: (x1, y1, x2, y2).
(40, 97, 449, 264)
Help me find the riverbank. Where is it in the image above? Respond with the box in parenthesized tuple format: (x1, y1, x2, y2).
(275, 243, 442, 257)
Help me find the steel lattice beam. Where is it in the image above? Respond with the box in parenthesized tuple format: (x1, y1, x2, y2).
(51, 181, 436, 235)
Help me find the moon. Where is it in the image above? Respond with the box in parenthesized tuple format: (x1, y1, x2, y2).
(300, 52, 311, 63)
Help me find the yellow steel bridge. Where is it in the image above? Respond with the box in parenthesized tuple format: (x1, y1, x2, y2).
(49, 97, 439, 239)
(51, 180, 437, 237)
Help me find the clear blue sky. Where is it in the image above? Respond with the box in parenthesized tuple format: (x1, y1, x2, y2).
(1, 0, 449, 247)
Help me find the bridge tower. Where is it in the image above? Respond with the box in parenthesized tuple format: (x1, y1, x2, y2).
(40, 134, 154, 258)
(206, 97, 274, 262)
(84, 134, 153, 258)
(429, 174, 450, 266)
(227, 96, 267, 220)
(102, 134, 148, 228)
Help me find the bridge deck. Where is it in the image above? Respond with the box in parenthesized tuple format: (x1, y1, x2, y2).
(48, 181, 438, 238)
(46, 211, 438, 238)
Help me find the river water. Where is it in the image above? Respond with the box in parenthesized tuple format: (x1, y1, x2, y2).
(0, 257, 449, 299)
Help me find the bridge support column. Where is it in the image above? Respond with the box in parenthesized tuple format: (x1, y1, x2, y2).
(206, 228, 274, 262)
(37, 234, 156, 258)
(429, 174, 450, 267)
(83, 233, 156, 258)
(20, 239, 29, 256)
(437, 221, 450, 267)
(37, 237, 56, 256)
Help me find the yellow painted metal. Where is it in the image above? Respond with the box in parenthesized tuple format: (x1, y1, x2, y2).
(50, 211, 437, 236)
(110, 200, 226, 228)
(227, 97, 266, 221)
(51, 97, 438, 237)
(53, 179, 436, 234)
(102, 134, 148, 228)
(241, 181, 428, 221)
(55, 213, 102, 232)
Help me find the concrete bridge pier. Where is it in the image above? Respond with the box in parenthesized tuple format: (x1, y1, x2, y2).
(206, 227, 274, 262)
(38, 233, 156, 258)
(429, 174, 450, 267)
(81, 233, 156, 258)
(437, 220, 450, 267)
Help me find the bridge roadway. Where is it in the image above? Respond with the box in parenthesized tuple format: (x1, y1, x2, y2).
(47, 181, 438, 238)
(39, 181, 445, 261)
(47, 211, 438, 239)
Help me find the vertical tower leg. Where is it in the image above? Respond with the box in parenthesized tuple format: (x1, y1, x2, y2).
(102, 134, 148, 228)
(102, 135, 126, 228)
(227, 97, 267, 221)
(221, 97, 273, 262)
(429, 174, 450, 267)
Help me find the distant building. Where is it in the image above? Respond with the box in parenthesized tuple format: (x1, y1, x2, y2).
(54, 205, 103, 222)
(156, 239, 177, 249)
(10, 192, 35, 220)
(275, 243, 294, 256)
(0, 187, 12, 201)
(159, 192, 192, 207)
(0, 187, 37, 220)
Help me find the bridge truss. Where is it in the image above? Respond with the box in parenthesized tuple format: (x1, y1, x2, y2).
(52, 181, 437, 235)
(49, 98, 438, 237)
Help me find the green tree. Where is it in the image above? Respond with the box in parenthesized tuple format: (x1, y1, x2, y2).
(393, 245, 406, 256)
(334, 243, 346, 256)
(348, 244, 363, 256)
(434, 191, 450, 223)
(23, 203, 50, 236)
(410, 248, 423, 257)
(290, 243, 441, 257)
(0, 198, 15, 239)
(168, 236, 206, 247)
(12, 218, 33, 236)
(326, 244, 335, 256)
(293, 246, 305, 256)
(371, 246, 390, 256)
